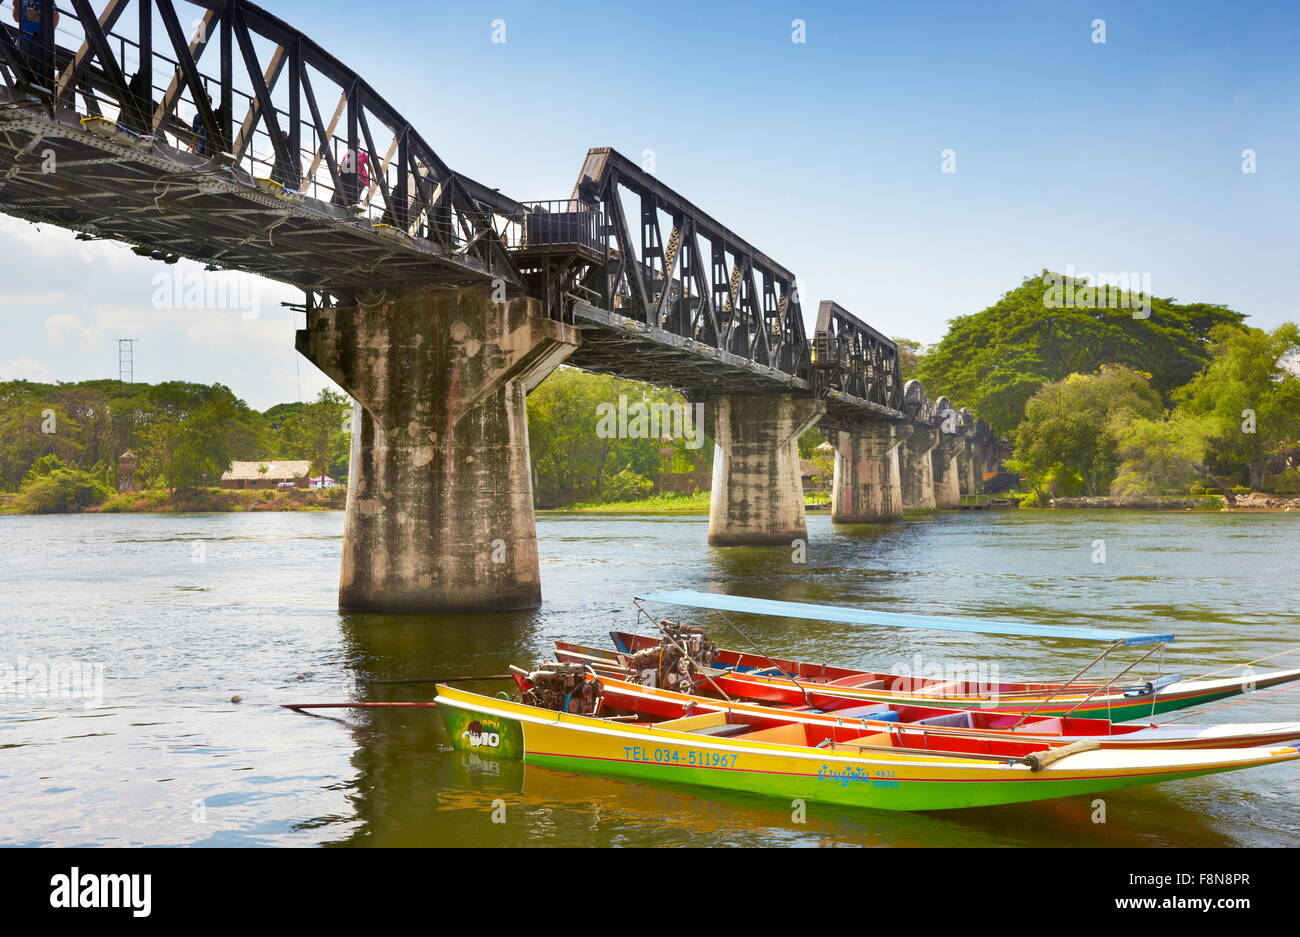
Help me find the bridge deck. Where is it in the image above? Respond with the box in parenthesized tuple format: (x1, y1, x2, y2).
(0, 93, 502, 291)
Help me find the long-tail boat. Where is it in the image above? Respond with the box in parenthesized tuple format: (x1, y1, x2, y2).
(552, 590, 1300, 722)
(435, 678, 1300, 812)
(578, 670, 1300, 751)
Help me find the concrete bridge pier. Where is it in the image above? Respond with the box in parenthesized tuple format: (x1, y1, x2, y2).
(830, 424, 908, 523)
(933, 437, 964, 508)
(708, 395, 825, 545)
(958, 440, 980, 497)
(298, 285, 578, 612)
(900, 425, 939, 509)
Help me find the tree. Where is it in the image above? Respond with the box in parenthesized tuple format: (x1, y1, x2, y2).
(526, 368, 708, 507)
(914, 272, 1243, 435)
(279, 389, 350, 481)
(894, 338, 927, 381)
(1008, 365, 1162, 496)
(1173, 323, 1300, 489)
(0, 393, 82, 491)
(1108, 412, 1214, 496)
(13, 457, 111, 513)
(138, 388, 268, 491)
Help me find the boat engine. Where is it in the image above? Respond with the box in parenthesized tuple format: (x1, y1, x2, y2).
(520, 662, 602, 715)
(627, 621, 717, 694)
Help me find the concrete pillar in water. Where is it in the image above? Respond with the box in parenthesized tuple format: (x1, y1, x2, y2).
(297, 285, 578, 612)
(900, 425, 939, 509)
(958, 439, 979, 497)
(933, 436, 964, 508)
(707, 394, 824, 546)
(830, 423, 908, 523)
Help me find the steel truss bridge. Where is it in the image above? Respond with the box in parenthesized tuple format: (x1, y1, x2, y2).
(0, 0, 989, 439)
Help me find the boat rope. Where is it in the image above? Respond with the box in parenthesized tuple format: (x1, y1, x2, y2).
(1182, 645, 1300, 682)
(1148, 642, 1166, 722)
(1008, 640, 1124, 728)
(659, 601, 819, 709)
(1056, 642, 1167, 720)
(1153, 681, 1300, 724)
(1003, 639, 1170, 727)
(708, 606, 819, 708)
(367, 673, 514, 686)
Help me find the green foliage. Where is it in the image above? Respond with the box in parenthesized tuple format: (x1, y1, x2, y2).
(601, 469, 655, 502)
(0, 379, 274, 494)
(1109, 412, 1214, 497)
(526, 368, 710, 508)
(894, 338, 927, 381)
(797, 427, 826, 459)
(1008, 365, 1162, 495)
(139, 386, 268, 491)
(12, 463, 111, 513)
(914, 271, 1243, 435)
(1272, 468, 1300, 495)
(1173, 323, 1300, 488)
(277, 389, 350, 481)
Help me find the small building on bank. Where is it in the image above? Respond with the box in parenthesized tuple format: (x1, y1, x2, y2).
(221, 460, 312, 490)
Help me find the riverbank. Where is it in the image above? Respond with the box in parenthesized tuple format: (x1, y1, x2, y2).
(1048, 493, 1300, 511)
(539, 491, 832, 516)
(0, 487, 347, 515)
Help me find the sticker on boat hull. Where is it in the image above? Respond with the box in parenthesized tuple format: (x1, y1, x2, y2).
(441, 708, 523, 759)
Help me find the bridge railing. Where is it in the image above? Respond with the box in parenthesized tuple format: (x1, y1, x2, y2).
(812, 301, 903, 414)
(566, 147, 811, 381)
(503, 200, 605, 256)
(1, 0, 520, 284)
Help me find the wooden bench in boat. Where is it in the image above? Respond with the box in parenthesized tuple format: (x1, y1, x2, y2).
(654, 711, 752, 738)
(825, 675, 887, 690)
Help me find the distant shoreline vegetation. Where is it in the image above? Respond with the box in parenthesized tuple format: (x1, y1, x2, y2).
(4, 271, 1298, 516)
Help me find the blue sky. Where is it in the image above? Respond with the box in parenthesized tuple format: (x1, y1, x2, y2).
(2, 0, 1297, 409)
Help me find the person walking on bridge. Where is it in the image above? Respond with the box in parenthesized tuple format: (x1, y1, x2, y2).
(12, 0, 59, 83)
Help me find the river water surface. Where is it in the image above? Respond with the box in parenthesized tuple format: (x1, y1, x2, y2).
(1, 509, 1297, 847)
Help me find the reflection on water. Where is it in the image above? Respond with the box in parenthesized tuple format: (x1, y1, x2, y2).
(1, 510, 1297, 846)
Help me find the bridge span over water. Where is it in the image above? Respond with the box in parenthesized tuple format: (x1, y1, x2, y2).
(0, 0, 1002, 612)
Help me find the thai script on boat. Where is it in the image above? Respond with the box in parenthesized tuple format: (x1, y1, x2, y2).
(817, 765, 900, 789)
(817, 764, 872, 787)
(0, 657, 104, 708)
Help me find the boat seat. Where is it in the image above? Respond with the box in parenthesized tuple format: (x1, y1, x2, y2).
(831, 705, 901, 722)
(825, 675, 887, 689)
(685, 723, 752, 738)
(915, 681, 963, 697)
(911, 712, 974, 729)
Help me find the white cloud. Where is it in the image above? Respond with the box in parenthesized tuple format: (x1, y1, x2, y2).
(0, 357, 50, 381)
(44, 313, 102, 351)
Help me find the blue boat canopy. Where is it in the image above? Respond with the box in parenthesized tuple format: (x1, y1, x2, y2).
(635, 590, 1175, 645)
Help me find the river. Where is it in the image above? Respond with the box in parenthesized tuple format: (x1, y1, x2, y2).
(1, 509, 1297, 847)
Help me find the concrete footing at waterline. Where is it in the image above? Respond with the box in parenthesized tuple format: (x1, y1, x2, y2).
(830, 424, 908, 524)
(933, 437, 964, 509)
(297, 285, 577, 612)
(706, 395, 825, 546)
(900, 425, 939, 510)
